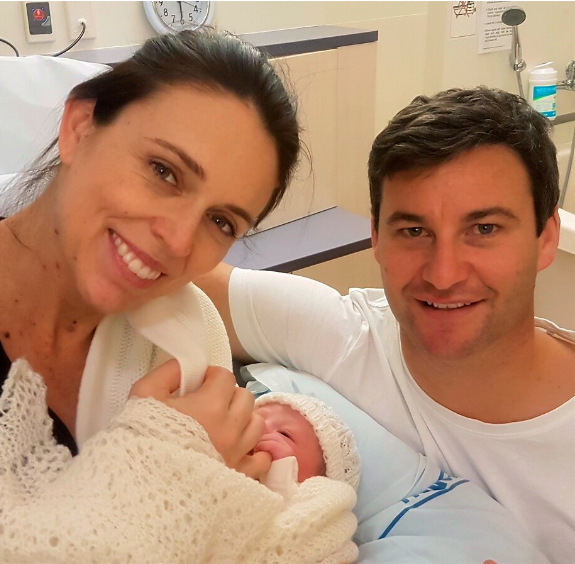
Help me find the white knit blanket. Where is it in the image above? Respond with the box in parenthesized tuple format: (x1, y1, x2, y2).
(0, 285, 358, 563)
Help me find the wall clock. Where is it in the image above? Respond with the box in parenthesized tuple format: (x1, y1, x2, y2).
(143, 1, 213, 34)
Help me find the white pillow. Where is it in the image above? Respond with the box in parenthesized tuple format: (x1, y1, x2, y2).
(0, 55, 108, 176)
(0, 173, 17, 215)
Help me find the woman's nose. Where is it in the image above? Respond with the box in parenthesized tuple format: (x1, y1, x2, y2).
(151, 208, 203, 258)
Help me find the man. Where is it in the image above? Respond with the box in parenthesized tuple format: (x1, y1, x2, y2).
(197, 87, 574, 563)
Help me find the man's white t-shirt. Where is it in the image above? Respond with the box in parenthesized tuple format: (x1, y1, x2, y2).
(229, 268, 575, 564)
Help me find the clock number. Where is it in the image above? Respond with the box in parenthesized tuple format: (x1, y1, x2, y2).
(163, 8, 168, 16)
(172, 15, 175, 23)
(194, 5, 199, 12)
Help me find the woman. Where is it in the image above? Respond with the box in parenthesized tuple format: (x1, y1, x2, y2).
(0, 28, 300, 475)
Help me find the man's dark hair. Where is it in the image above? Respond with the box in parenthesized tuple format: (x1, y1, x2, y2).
(368, 87, 558, 235)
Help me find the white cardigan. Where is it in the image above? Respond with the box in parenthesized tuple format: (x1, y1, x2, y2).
(76, 283, 233, 448)
(0, 360, 358, 563)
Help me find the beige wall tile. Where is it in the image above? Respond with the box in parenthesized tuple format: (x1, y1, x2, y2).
(345, 14, 430, 132)
(259, 50, 339, 231)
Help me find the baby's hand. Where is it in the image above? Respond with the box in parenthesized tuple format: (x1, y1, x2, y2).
(130, 359, 272, 479)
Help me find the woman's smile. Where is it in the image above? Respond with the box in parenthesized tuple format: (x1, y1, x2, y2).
(107, 229, 165, 290)
(111, 230, 163, 280)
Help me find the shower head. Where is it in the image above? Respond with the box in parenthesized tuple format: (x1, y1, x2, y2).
(501, 7, 526, 27)
(501, 6, 527, 73)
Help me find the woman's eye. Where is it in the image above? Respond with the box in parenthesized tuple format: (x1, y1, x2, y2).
(209, 214, 236, 238)
(474, 224, 497, 235)
(151, 161, 177, 186)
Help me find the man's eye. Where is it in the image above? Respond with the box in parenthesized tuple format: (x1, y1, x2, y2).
(402, 227, 424, 237)
(209, 214, 236, 238)
(151, 161, 177, 186)
(475, 224, 497, 235)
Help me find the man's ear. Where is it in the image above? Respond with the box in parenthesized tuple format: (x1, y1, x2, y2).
(536, 208, 560, 273)
(371, 216, 381, 265)
(58, 97, 97, 165)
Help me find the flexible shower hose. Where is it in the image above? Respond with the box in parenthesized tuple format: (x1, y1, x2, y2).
(515, 70, 525, 100)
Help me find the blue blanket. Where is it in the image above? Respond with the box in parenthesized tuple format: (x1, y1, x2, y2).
(243, 363, 549, 564)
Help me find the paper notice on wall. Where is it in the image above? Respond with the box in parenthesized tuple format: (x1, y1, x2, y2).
(477, 1, 518, 54)
(450, 1, 478, 38)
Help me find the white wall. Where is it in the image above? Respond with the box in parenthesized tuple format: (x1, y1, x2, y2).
(1, 1, 573, 137)
(428, 1, 575, 144)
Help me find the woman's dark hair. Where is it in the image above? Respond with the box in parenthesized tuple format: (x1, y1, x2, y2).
(19, 28, 300, 226)
(368, 87, 559, 236)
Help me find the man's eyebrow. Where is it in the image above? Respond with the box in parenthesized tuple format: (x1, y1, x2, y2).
(386, 211, 425, 226)
(148, 137, 206, 180)
(385, 207, 519, 226)
(464, 207, 519, 222)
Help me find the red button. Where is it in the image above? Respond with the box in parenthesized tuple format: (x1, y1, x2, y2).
(32, 8, 44, 21)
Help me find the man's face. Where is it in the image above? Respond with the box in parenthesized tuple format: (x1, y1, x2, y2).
(371, 145, 559, 361)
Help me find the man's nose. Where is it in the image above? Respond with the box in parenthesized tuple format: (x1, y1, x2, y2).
(421, 238, 469, 290)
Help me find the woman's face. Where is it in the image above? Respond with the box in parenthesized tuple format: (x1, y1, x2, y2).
(56, 85, 278, 313)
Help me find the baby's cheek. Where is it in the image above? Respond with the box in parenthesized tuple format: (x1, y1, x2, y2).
(295, 441, 325, 482)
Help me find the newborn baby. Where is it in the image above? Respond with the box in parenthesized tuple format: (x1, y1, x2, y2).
(252, 392, 360, 501)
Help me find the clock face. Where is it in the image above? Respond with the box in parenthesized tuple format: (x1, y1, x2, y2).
(147, 1, 212, 33)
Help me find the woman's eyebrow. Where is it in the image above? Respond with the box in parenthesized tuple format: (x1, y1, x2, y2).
(147, 137, 206, 180)
(147, 137, 255, 226)
(222, 204, 255, 227)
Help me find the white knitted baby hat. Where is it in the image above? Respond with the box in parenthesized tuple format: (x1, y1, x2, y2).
(255, 392, 360, 491)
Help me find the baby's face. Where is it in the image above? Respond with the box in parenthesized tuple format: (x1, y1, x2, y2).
(253, 403, 325, 482)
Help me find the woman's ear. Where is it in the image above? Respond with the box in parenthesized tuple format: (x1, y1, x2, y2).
(58, 97, 97, 165)
(536, 208, 560, 273)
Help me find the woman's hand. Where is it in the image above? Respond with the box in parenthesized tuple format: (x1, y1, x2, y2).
(130, 359, 272, 480)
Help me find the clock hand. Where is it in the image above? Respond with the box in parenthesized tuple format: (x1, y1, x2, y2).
(178, 0, 184, 24)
